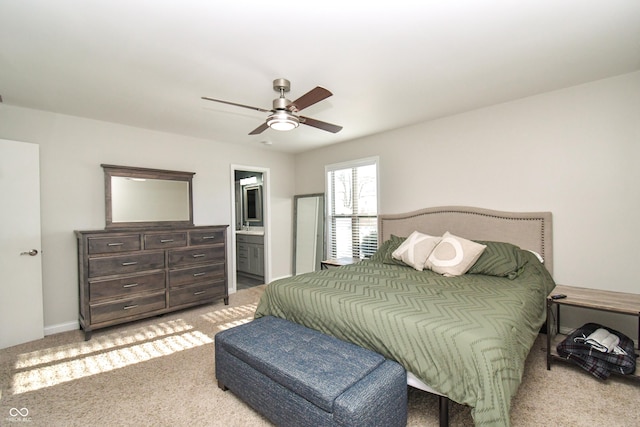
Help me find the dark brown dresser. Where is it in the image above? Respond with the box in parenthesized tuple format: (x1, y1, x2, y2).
(76, 225, 228, 339)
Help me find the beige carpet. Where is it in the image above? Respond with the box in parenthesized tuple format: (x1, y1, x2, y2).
(1, 285, 638, 427)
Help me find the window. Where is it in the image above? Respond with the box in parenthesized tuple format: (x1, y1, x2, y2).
(326, 157, 378, 260)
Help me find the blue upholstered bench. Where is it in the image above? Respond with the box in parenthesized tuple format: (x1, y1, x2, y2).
(215, 316, 408, 427)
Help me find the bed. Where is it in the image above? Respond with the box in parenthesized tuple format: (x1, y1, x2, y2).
(255, 206, 556, 426)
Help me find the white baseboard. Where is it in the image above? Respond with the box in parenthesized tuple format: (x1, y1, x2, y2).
(559, 326, 573, 336)
(269, 274, 292, 282)
(44, 321, 79, 336)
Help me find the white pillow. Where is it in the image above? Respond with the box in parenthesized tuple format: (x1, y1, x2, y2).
(392, 231, 441, 271)
(425, 232, 487, 277)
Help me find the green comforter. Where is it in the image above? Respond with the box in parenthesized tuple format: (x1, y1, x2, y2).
(255, 251, 556, 426)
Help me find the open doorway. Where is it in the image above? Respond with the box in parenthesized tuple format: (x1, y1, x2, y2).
(230, 165, 270, 292)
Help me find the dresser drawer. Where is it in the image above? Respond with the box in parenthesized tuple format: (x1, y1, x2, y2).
(144, 232, 187, 249)
(77, 225, 228, 340)
(169, 264, 225, 288)
(169, 281, 226, 308)
(168, 246, 225, 268)
(90, 292, 166, 324)
(189, 229, 225, 246)
(88, 234, 141, 254)
(89, 252, 165, 278)
(89, 271, 165, 301)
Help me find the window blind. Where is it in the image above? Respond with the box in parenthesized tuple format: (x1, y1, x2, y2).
(326, 159, 378, 259)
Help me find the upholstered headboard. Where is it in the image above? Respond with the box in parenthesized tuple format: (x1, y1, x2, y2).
(378, 206, 553, 276)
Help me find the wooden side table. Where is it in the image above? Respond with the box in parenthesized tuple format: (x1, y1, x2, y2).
(320, 257, 359, 270)
(546, 284, 640, 381)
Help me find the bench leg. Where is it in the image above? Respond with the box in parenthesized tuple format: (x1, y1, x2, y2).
(217, 380, 228, 391)
(439, 396, 449, 427)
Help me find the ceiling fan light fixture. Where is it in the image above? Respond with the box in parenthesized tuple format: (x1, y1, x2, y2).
(266, 111, 299, 131)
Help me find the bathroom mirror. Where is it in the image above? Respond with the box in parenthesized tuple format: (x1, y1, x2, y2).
(293, 193, 325, 275)
(102, 164, 194, 228)
(243, 185, 263, 224)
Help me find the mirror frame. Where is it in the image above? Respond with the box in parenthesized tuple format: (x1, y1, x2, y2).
(243, 184, 263, 224)
(292, 193, 325, 275)
(102, 164, 195, 229)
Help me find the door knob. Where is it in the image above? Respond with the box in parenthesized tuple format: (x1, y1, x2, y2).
(20, 249, 38, 256)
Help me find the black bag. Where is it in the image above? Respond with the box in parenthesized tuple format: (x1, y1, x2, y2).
(556, 322, 637, 379)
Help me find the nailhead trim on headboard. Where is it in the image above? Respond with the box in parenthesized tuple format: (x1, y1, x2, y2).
(378, 206, 553, 276)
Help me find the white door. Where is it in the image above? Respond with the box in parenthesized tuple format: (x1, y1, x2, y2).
(0, 139, 44, 349)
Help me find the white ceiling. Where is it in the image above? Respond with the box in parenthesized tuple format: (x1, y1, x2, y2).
(1, 1, 639, 154)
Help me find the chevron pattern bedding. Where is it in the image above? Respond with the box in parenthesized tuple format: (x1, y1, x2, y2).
(255, 250, 556, 426)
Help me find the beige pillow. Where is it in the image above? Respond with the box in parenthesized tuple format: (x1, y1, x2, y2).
(392, 231, 441, 271)
(426, 232, 487, 277)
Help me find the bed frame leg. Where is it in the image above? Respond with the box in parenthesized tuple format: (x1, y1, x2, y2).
(439, 396, 449, 427)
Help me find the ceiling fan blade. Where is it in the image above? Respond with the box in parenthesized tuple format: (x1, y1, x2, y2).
(201, 97, 272, 113)
(249, 122, 270, 135)
(287, 87, 332, 112)
(299, 116, 343, 133)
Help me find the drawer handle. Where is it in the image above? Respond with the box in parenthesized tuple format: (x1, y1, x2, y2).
(160, 239, 174, 243)
(202, 236, 216, 240)
(192, 254, 206, 258)
(193, 291, 206, 296)
(107, 242, 124, 246)
(123, 283, 139, 288)
(122, 261, 138, 266)
(193, 272, 206, 277)
(123, 304, 138, 310)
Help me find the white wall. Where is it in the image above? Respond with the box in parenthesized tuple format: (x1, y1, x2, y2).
(1, 71, 637, 338)
(0, 105, 295, 333)
(295, 71, 640, 336)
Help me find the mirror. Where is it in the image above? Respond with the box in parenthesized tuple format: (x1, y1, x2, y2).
(243, 185, 263, 224)
(102, 164, 194, 228)
(235, 171, 264, 229)
(293, 193, 325, 274)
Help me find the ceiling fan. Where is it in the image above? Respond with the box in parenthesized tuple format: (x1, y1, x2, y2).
(202, 78, 342, 135)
